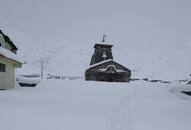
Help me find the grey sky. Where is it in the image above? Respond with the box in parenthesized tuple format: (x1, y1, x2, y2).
(1, 0, 191, 45)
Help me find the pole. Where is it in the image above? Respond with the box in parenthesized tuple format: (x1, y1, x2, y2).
(41, 60, 43, 79)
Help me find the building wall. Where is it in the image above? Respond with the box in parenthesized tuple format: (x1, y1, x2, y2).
(85, 61, 131, 82)
(85, 70, 130, 82)
(0, 34, 12, 51)
(0, 56, 15, 90)
(90, 46, 113, 65)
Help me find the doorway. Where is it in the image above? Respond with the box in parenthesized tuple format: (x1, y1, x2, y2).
(107, 75, 114, 82)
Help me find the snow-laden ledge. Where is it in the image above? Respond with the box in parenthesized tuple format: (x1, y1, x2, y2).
(0, 47, 21, 63)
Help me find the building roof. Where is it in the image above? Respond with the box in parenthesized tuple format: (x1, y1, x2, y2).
(0, 30, 18, 51)
(89, 59, 113, 68)
(87, 59, 131, 72)
(0, 47, 21, 65)
(94, 42, 113, 49)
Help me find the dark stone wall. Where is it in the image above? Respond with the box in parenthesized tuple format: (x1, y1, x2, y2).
(90, 46, 113, 65)
(85, 69, 131, 82)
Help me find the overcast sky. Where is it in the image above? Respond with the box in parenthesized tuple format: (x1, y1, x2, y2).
(1, 0, 191, 46)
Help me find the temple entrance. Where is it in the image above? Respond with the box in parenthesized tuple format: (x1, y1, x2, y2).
(107, 76, 114, 82)
(97, 72, 116, 82)
(96, 70, 128, 82)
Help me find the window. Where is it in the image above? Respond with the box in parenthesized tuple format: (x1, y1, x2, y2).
(0, 63, 6, 72)
(0, 43, 1, 47)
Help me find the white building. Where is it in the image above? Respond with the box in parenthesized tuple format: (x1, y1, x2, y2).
(0, 30, 21, 90)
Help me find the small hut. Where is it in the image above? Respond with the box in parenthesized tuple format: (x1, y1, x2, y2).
(85, 36, 131, 82)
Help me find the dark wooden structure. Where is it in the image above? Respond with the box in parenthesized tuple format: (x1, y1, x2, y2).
(85, 39, 131, 82)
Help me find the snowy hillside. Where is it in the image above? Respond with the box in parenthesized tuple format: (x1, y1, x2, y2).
(0, 79, 191, 130)
(0, 0, 191, 80)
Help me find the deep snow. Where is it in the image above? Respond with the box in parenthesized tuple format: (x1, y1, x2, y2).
(0, 79, 191, 130)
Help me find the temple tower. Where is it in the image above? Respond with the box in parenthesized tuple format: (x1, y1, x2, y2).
(90, 35, 113, 65)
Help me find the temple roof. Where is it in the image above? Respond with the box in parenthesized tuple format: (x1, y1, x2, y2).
(94, 42, 113, 49)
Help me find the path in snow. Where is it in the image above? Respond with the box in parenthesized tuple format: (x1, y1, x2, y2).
(109, 85, 137, 130)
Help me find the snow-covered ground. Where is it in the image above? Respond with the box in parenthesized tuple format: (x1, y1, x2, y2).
(0, 79, 191, 130)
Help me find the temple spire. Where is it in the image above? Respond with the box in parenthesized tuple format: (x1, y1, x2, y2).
(102, 34, 106, 42)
